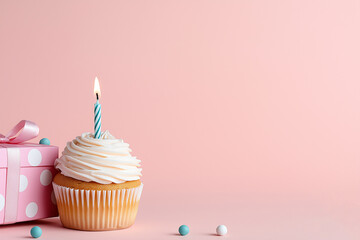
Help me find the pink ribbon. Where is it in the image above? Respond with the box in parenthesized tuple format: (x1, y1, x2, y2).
(0, 120, 39, 224)
(0, 120, 39, 144)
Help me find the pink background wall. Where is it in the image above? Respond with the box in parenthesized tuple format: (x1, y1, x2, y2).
(0, 0, 359, 239)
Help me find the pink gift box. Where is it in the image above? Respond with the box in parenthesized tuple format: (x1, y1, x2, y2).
(0, 143, 58, 224)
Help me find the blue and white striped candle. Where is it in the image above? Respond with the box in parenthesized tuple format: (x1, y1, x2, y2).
(94, 77, 102, 139)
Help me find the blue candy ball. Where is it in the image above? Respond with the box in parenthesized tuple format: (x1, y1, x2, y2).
(178, 225, 189, 236)
(39, 138, 50, 145)
(30, 226, 42, 238)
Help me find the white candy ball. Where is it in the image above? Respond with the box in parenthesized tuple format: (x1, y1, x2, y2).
(216, 225, 228, 236)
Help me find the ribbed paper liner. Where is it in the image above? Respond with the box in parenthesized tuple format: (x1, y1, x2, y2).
(52, 182, 143, 231)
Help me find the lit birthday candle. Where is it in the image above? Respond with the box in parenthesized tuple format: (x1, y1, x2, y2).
(94, 77, 101, 139)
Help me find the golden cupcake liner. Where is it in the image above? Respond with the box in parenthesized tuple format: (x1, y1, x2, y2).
(52, 182, 143, 231)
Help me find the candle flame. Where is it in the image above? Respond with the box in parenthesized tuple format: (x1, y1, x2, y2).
(94, 77, 101, 99)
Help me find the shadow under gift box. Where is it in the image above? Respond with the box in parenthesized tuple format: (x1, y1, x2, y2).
(0, 143, 58, 224)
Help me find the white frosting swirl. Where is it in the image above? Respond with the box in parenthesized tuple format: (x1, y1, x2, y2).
(55, 131, 142, 184)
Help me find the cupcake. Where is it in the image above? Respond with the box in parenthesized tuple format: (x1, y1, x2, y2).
(52, 130, 143, 231)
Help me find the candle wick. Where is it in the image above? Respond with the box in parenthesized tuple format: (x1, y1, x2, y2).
(96, 93, 99, 100)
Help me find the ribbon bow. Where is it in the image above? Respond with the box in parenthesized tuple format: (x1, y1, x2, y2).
(0, 120, 39, 144)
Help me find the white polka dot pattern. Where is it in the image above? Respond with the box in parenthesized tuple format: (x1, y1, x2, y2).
(26, 202, 38, 218)
(40, 170, 52, 186)
(28, 149, 42, 166)
(0, 144, 59, 224)
(19, 175, 28, 192)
